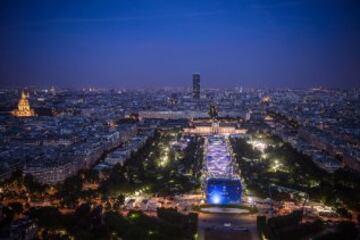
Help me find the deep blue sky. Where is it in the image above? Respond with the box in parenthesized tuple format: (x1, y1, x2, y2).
(1, 0, 359, 89)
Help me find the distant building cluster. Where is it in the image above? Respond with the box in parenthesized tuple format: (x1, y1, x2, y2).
(96, 128, 155, 171)
(0, 84, 359, 184)
(264, 88, 360, 172)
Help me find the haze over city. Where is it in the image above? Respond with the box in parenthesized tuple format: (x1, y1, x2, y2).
(1, 0, 360, 89)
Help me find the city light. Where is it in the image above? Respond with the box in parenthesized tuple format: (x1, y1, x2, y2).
(248, 197, 254, 205)
(271, 159, 282, 172)
(193, 233, 199, 240)
(158, 147, 170, 167)
(247, 140, 268, 153)
(129, 212, 140, 220)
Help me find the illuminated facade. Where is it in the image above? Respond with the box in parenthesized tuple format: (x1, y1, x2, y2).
(261, 95, 271, 103)
(12, 91, 36, 117)
(185, 122, 247, 135)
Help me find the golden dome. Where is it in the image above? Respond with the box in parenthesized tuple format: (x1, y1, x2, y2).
(12, 91, 36, 117)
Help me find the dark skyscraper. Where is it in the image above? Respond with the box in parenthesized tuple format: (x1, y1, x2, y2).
(193, 73, 200, 99)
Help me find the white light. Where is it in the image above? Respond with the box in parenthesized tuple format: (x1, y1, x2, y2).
(212, 195, 221, 204)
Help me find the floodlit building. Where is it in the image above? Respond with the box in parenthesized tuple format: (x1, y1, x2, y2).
(185, 121, 247, 135)
(12, 91, 36, 117)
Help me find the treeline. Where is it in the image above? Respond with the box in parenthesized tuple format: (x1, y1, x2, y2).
(230, 135, 360, 211)
(99, 132, 204, 197)
(27, 204, 197, 240)
(259, 210, 358, 240)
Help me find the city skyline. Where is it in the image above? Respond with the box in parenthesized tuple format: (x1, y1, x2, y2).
(0, 2, 359, 239)
(1, 85, 359, 240)
(1, 0, 360, 89)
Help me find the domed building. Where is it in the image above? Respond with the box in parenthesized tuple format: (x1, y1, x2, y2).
(12, 91, 36, 117)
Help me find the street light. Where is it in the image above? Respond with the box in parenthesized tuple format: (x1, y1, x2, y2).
(248, 197, 254, 207)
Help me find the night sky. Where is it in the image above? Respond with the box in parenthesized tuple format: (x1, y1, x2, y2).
(1, 0, 360, 89)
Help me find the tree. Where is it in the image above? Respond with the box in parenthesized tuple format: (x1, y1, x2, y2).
(336, 207, 352, 219)
(83, 169, 100, 184)
(8, 202, 23, 215)
(0, 206, 15, 227)
(60, 175, 83, 196)
(28, 206, 65, 229)
(257, 216, 267, 240)
(336, 221, 359, 240)
(104, 211, 129, 236)
(9, 169, 23, 182)
(24, 174, 45, 193)
(116, 194, 125, 205)
(58, 175, 83, 206)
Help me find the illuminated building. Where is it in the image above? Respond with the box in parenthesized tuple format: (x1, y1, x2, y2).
(184, 121, 247, 135)
(24, 160, 79, 184)
(193, 73, 200, 99)
(12, 91, 36, 117)
(261, 96, 271, 104)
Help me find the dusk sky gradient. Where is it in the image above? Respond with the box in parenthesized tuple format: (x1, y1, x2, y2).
(1, 0, 360, 89)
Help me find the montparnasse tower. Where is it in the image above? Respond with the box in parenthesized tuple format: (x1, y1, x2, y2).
(12, 91, 36, 117)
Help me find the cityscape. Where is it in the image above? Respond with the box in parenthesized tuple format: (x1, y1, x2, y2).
(1, 1, 360, 240)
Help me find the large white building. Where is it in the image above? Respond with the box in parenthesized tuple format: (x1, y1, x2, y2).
(185, 121, 247, 135)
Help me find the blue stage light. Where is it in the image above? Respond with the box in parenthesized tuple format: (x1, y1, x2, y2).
(211, 194, 221, 204)
(206, 178, 242, 205)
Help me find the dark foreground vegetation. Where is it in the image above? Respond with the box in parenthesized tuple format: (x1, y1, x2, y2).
(25, 204, 197, 240)
(258, 210, 358, 240)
